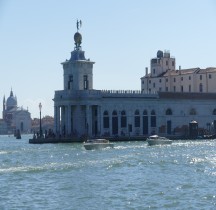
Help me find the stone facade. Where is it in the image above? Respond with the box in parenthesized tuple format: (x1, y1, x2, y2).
(1, 90, 31, 134)
(141, 50, 216, 93)
(53, 31, 216, 139)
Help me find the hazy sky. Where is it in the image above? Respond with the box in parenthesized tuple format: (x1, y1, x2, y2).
(0, 0, 216, 118)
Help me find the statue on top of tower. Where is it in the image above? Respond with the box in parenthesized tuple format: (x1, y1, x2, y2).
(74, 20, 82, 50)
(76, 19, 82, 31)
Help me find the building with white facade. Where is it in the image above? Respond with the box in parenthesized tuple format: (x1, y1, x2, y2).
(141, 50, 216, 93)
(53, 26, 216, 139)
(1, 89, 31, 134)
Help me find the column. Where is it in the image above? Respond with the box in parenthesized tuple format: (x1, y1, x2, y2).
(56, 106, 60, 135)
(89, 106, 92, 137)
(118, 112, 121, 136)
(109, 111, 112, 136)
(100, 108, 104, 136)
(54, 106, 57, 133)
(67, 105, 72, 135)
(64, 106, 68, 136)
(140, 112, 143, 137)
(97, 106, 101, 137)
(61, 106, 65, 136)
(86, 105, 92, 137)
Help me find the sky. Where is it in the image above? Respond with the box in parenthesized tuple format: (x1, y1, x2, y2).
(0, 0, 216, 118)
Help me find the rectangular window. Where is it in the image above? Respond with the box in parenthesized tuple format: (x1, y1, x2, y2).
(181, 77, 183, 81)
(153, 69, 155, 74)
(173, 86, 176, 92)
(151, 116, 156, 127)
(172, 61, 174, 66)
(209, 74, 212, 79)
(174, 78, 176, 82)
(159, 79, 162, 83)
(135, 116, 140, 127)
(199, 83, 203, 92)
(153, 83, 155, 88)
(103, 117, 109, 128)
(189, 85, 191, 92)
(69, 75, 73, 81)
(83, 75, 88, 90)
(94, 109, 97, 116)
(166, 87, 168, 92)
(121, 116, 127, 128)
(166, 78, 168, 82)
(181, 86, 183, 92)
(68, 75, 73, 90)
(200, 75, 202, 80)
(149, 80, 151, 84)
(159, 87, 162, 92)
(189, 76, 191, 80)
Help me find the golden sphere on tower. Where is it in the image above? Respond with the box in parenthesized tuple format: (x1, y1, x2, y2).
(74, 32, 82, 44)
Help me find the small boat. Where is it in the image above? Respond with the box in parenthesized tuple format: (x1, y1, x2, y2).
(147, 135, 172, 146)
(83, 139, 114, 150)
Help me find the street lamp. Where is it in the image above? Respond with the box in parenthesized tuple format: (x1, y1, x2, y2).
(39, 102, 42, 138)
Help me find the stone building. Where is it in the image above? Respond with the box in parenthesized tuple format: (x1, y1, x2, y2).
(1, 89, 31, 134)
(53, 27, 216, 139)
(141, 50, 216, 93)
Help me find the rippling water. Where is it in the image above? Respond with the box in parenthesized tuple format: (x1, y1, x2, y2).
(0, 135, 216, 209)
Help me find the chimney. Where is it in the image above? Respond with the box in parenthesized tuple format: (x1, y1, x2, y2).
(145, 67, 148, 75)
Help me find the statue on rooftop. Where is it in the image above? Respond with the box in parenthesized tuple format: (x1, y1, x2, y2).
(76, 19, 82, 31)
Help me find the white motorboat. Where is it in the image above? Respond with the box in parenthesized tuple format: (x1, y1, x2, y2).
(83, 139, 114, 150)
(147, 135, 172, 146)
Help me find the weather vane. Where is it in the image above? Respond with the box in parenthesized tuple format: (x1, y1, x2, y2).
(76, 19, 82, 31)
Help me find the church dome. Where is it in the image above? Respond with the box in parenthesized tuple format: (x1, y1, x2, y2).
(6, 90, 17, 109)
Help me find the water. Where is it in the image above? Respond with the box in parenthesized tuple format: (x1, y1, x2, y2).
(0, 135, 216, 210)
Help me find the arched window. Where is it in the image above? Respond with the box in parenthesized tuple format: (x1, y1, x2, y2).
(134, 109, 140, 127)
(213, 109, 216, 115)
(143, 110, 148, 115)
(103, 111, 109, 128)
(112, 110, 117, 116)
(121, 110, 127, 128)
(151, 110, 156, 115)
(151, 110, 156, 127)
(166, 108, 172, 115)
(121, 110, 126, 115)
(143, 110, 148, 135)
(112, 110, 118, 135)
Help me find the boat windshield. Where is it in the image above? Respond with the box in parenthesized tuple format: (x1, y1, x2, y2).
(86, 139, 109, 143)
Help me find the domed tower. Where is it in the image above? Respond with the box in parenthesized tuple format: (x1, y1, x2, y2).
(150, 50, 175, 77)
(61, 20, 95, 91)
(6, 89, 17, 111)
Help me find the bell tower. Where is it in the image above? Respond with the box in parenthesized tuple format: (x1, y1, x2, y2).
(61, 20, 95, 91)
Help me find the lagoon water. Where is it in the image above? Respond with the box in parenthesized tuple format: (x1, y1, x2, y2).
(0, 135, 216, 209)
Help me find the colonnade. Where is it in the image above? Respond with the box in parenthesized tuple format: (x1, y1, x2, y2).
(54, 104, 102, 138)
(54, 105, 159, 137)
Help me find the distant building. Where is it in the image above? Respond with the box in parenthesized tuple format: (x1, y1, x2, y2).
(31, 115, 54, 135)
(53, 25, 216, 139)
(141, 50, 216, 93)
(0, 89, 31, 134)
